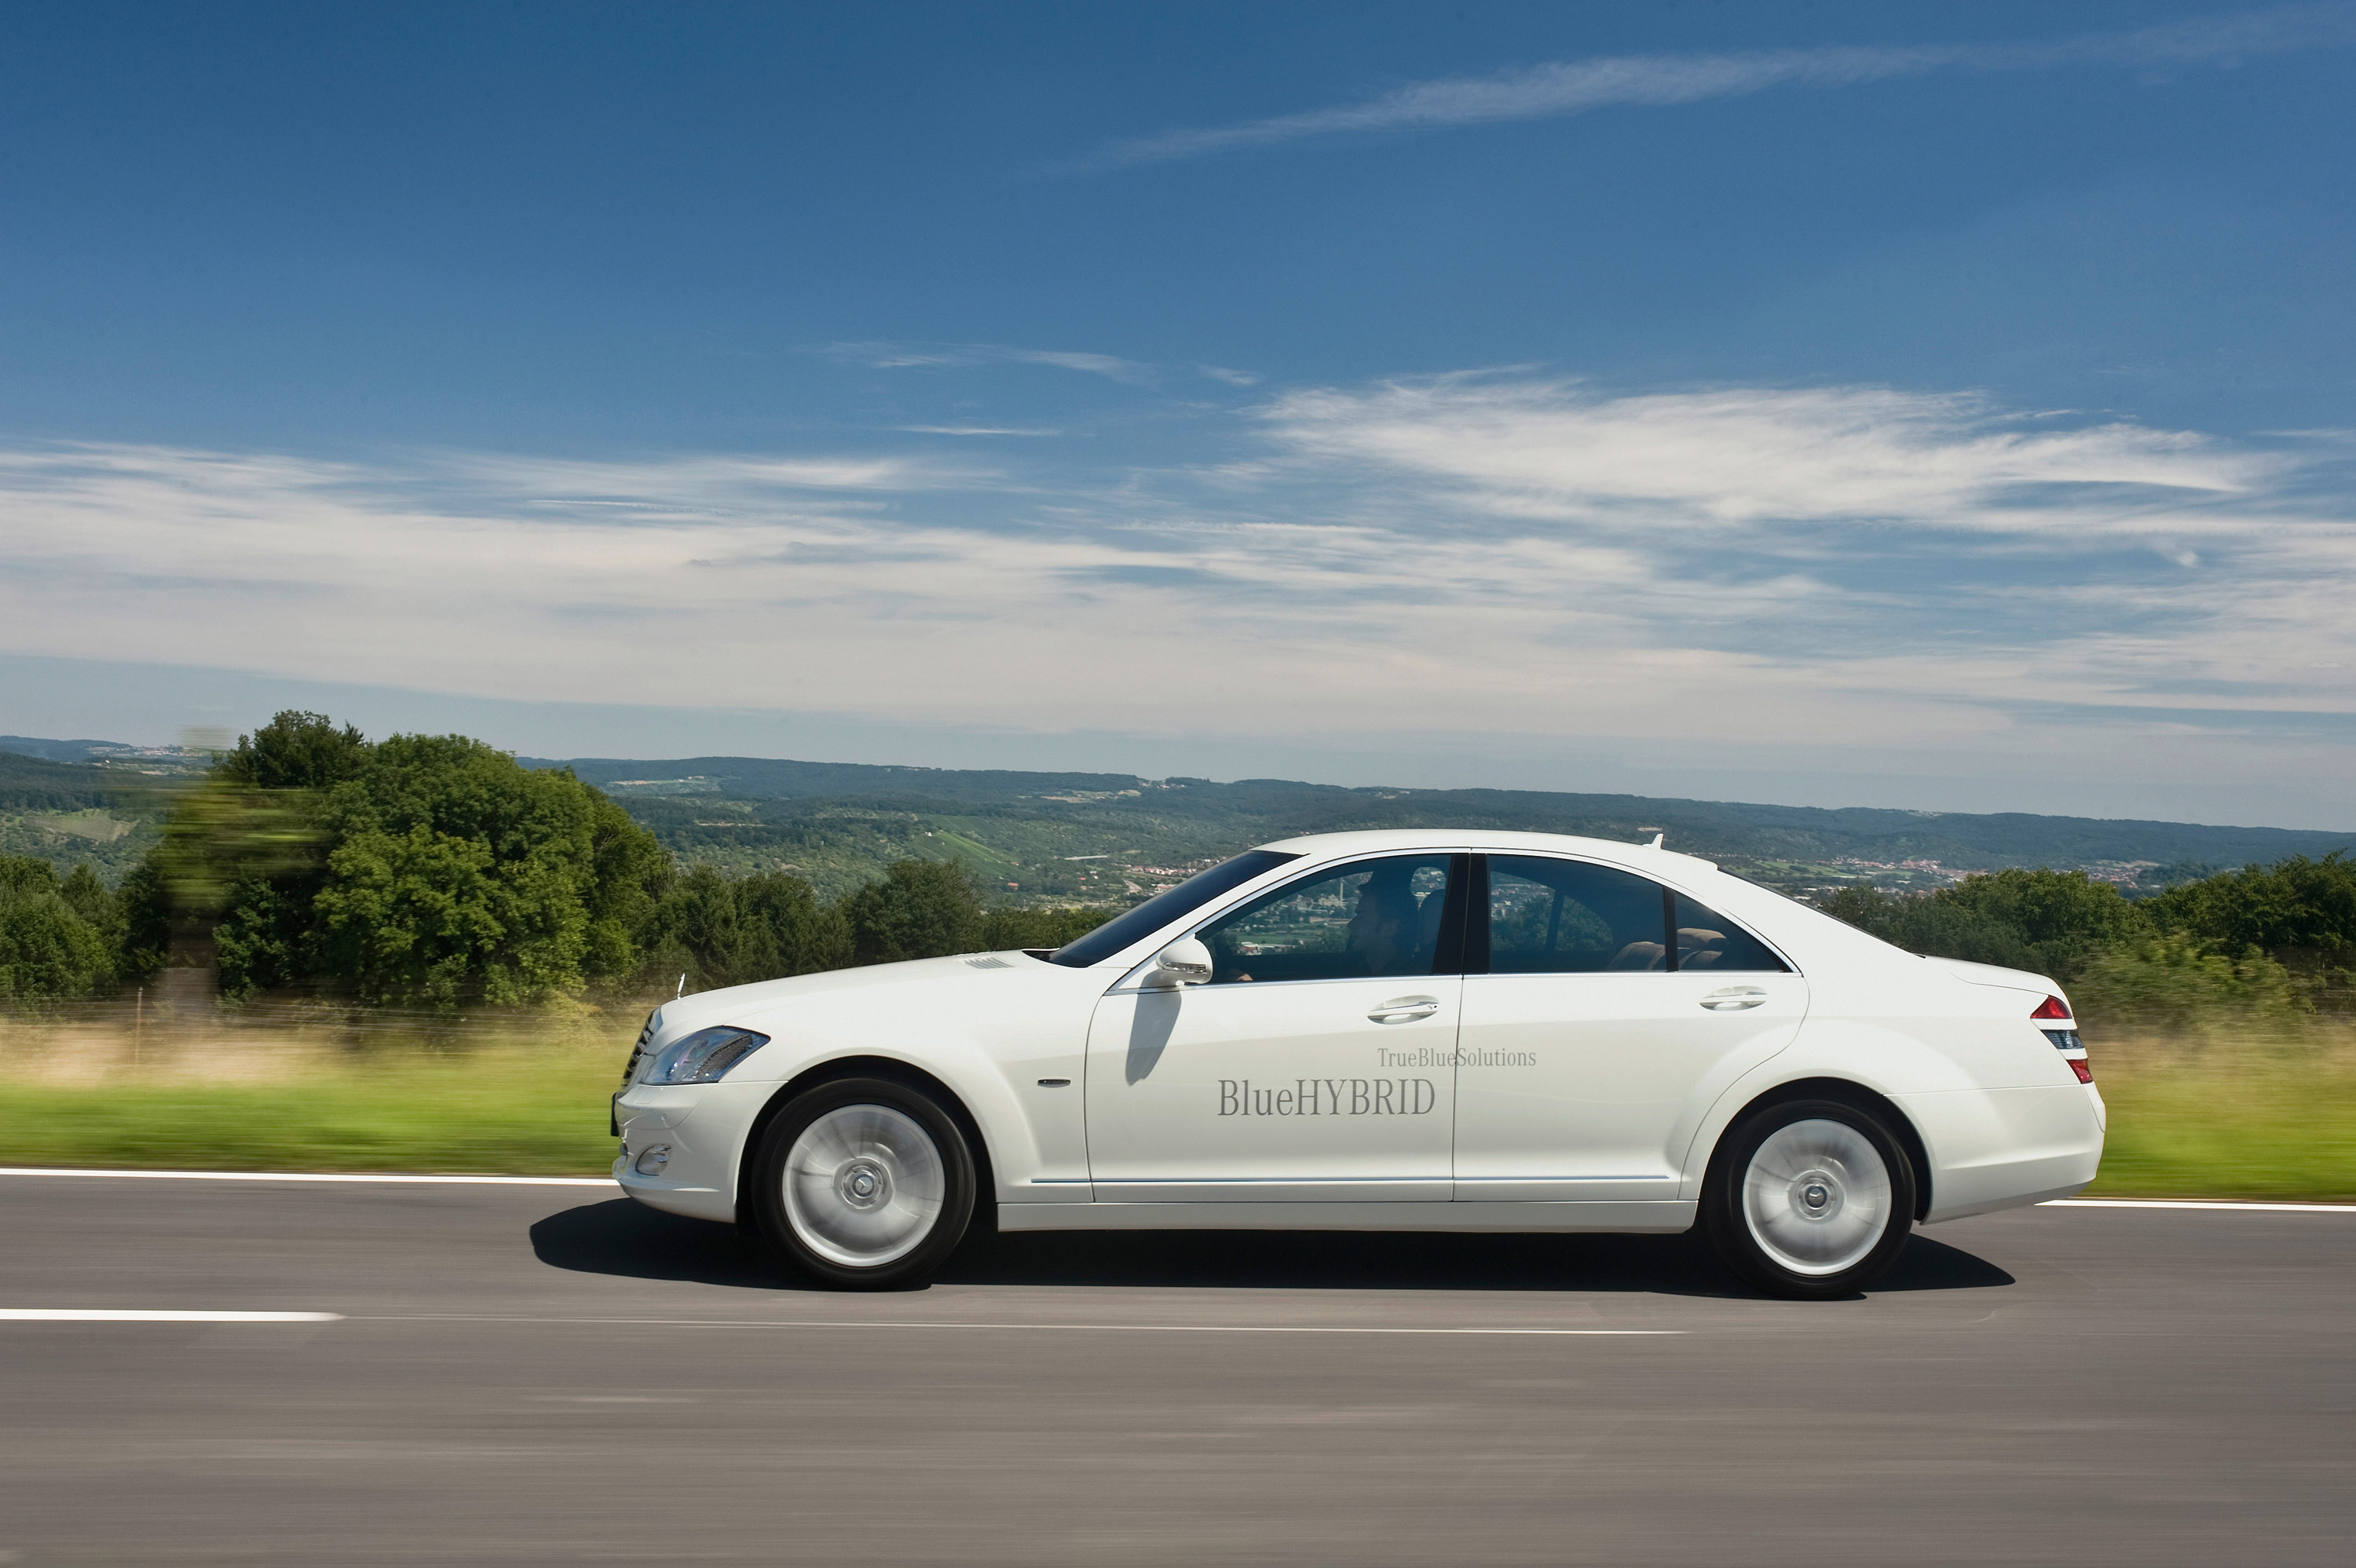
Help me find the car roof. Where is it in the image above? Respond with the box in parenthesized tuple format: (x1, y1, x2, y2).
(1255, 827, 1718, 874)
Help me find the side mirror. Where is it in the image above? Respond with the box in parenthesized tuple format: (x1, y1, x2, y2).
(1147, 936, 1213, 987)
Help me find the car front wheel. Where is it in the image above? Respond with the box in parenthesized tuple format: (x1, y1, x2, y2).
(751, 1077, 976, 1289)
(1703, 1097, 1917, 1299)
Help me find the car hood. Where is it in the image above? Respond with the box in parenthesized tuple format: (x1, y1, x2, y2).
(646, 951, 1066, 1035)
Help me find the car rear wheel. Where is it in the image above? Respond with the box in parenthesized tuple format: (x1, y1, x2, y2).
(1703, 1097, 1916, 1299)
(752, 1077, 975, 1289)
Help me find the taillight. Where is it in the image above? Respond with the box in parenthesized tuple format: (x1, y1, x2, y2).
(2032, 995, 2071, 1020)
(2066, 1058, 2093, 1084)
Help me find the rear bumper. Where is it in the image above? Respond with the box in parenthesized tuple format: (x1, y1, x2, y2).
(1900, 1083, 2105, 1224)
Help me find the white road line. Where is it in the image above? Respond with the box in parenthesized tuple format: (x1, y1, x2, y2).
(2043, 1197, 2356, 1213)
(0, 1299, 344, 1309)
(363, 1314, 1681, 1336)
(0, 1166, 612, 1187)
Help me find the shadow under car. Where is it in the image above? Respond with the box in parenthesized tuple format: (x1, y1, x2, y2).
(529, 1198, 2014, 1298)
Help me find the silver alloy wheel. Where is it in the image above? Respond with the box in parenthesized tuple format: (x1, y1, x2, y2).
(781, 1103, 946, 1269)
(1741, 1117, 1893, 1277)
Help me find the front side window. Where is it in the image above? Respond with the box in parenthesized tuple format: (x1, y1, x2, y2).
(1487, 856, 1670, 973)
(1199, 854, 1458, 984)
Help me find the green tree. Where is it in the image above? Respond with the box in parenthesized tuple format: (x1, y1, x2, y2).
(636, 864, 851, 991)
(124, 711, 375, 998)
(841, 858, 985, 965)
(311, 735, 668, 1008)
(0, 855, 117, 1001)
(1821, 869, 2144, 981)
(215, 711, 371, 791)
(2148, 853, 2356, 960)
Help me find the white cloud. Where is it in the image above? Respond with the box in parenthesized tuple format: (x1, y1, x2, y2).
(1072, 4, 2356, 170)
(1256, 376, 2276, 530)
(1, 377, 2351, 812)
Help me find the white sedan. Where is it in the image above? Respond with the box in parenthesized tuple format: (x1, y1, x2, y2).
(613, 830, 2104, 1298)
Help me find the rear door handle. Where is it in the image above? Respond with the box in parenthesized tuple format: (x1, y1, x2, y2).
(1369, 995, 1440, 1024)
(1700, 985, 1769, 1011)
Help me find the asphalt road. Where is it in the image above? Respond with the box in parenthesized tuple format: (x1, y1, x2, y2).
(1, 1174, 2349, 1566)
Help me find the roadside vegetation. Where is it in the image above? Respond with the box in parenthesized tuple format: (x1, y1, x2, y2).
(2, 711, 2352, 1197)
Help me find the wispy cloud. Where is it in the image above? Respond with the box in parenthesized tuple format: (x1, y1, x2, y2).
(1070, 3, 2356, 170)
(824, 341, 1159, 385)
(0, 378, 2349, 807)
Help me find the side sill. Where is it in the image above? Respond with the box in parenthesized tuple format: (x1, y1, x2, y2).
(996, 1201, 1696, 1234)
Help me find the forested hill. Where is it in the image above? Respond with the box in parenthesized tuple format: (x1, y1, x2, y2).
(8, 735, 2354, 900)
(536, 752, 2356, 901)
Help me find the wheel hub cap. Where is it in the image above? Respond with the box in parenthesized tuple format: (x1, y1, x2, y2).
(838, 1159, 890, 1208)
(1794, 1171, 1840, 1219)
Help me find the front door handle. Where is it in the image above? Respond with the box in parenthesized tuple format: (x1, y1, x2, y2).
(1369, 995, 1440, 1024)
(1700, 985, 1769, 1011)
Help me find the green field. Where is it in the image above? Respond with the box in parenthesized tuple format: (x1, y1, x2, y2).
(3, 1015, 2348, 1202)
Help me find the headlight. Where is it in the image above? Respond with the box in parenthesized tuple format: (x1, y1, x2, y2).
(638, 1026, 769, 1085)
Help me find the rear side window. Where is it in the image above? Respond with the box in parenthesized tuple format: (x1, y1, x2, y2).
(1487, 857, 1669, 973)
(1673, 892, 1789, 972)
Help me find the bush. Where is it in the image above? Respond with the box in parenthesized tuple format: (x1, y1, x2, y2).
(2070, 932, 2308, 1035)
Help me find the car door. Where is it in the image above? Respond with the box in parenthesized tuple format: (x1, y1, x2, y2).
(1451, 854, 1807, 1204)
(1085, 853, 1469, 1203)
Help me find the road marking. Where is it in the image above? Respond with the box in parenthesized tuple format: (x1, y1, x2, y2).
(0, 1299, 344, 1309)
(0, 1166, 612, 1187)
(364, 1314, 1681, 1336)
(2043, 1197, 2356, 1213)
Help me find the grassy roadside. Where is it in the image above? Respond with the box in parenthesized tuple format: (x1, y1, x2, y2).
(2, 1016, 2352, 1201)
(2085, 1033, 2356, 1201)
(0, 1011, 625, 1176)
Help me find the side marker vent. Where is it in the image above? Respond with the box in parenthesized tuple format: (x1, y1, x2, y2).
(964, 956, 1014, 970)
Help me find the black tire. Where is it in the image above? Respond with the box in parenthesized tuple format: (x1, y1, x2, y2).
(1702, 1095, 1917, 1299)
(750, 1077, 976, 1290)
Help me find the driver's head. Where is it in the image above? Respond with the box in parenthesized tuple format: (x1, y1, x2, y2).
(1348, 867, 1420, 970)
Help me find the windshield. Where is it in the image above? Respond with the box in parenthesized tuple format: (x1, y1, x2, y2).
(1048, 849, 1300, 967)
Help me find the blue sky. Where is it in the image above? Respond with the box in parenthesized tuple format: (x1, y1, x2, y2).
(3, 2, 2354, 824)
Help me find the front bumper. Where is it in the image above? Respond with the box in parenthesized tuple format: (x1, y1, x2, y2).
(613, 1078, 774, 1225)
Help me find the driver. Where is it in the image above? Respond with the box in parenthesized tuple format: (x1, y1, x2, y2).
(1345, 865, 1425, 975)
